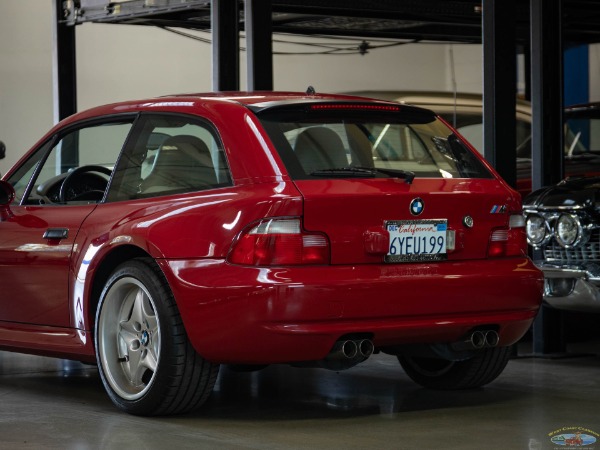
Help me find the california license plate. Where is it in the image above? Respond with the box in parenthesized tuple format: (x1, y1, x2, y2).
(385, 219, 448, 262)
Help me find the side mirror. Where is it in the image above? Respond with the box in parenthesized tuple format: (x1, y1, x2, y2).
(0, 180, 15, 221)
(0, 141, 5, 159)
(0, 180, 15, 206)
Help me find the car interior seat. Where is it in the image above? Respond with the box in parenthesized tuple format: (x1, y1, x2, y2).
(140, 134, 218, 193)
(294, 127, 348, 174)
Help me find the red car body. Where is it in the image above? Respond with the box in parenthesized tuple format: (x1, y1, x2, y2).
(0, 92, 542, 415)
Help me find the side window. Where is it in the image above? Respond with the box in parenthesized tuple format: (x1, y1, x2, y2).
(515, 118, 531, 155)
(107, 114, 232, 201)
(7, 140, 53, 204)
(515, 119, 532, 159)
(8, 121, 133, 205)
(455, 124, 483, 154)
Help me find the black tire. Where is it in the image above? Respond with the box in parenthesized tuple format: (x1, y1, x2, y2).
(95, 258, 219, 416)
(398, 346, 512, 390)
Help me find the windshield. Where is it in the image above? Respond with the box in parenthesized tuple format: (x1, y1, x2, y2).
(257, 105, 492, 180)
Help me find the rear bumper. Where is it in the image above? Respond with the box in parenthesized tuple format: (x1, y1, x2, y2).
(159, 258, 542, 364)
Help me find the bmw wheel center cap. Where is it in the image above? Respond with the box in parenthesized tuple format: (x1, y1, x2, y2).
(410, 198, 424, 216)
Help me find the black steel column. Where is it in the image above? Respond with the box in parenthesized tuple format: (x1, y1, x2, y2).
(482, 0, 517, 188)
(522, 45, 532, 102)
(530, 0, 565, 355)
(530, 0, 564, 190)
(211, 0, 240, 91)
(52, 0, 77, 123)
(245, 0, 273, 91)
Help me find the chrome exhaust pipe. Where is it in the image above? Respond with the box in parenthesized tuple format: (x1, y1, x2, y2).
(341, 340, 358, 358)
(327, 339, 358, 360)
(451, 330, 486, 351)
(484, 330, 500, 347)
(468, 330, 486, 349)
(296, 338, 373, 371)
(358, 339, 374, 358)
(317, 339, 359, 370)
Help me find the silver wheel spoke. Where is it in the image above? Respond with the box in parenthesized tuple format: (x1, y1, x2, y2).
(126, 345, 144, 384)
(130, 288, 147, 327)
(144, 346, 159, 373)
(146, 314, 158, 335)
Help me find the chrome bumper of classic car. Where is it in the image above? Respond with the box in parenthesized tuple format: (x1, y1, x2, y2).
(537, 262, 600, 311)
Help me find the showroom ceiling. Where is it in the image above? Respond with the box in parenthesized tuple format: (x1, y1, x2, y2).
(67, 0, 600, 45)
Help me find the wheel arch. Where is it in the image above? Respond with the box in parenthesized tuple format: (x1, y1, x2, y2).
(87, 245, 155, 332)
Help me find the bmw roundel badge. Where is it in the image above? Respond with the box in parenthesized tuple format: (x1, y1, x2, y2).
(410, 198, 424, 216)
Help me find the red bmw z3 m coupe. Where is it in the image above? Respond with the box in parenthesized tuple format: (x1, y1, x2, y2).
(0, 91, 542, 415)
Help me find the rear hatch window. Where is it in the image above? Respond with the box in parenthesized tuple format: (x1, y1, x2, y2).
(252, 102, 512, 265)
(256, 102, 492, 181)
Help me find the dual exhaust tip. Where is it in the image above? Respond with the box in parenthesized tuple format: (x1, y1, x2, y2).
(334, 338, 374, 360)
(451, 329, 500, 352)
(315, 330, 498, 371)
(320, 338, 374, 370)
(293, 338, 374, 371)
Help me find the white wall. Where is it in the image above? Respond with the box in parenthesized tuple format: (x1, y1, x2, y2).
(75, 24, 484, 106)
(0, 1, 483, 175)
(589, 44, 600, 102)
(76, 24, 214, 109)
(0, 1, 54, 173)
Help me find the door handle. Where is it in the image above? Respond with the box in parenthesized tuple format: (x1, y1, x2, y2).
(43, 228, 69, 240)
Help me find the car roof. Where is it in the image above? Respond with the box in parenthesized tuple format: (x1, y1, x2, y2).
(175, 91, 368, 104)
(62, 91, 436, 125)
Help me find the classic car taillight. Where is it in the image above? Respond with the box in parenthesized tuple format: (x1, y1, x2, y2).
(229, 218, 330, 266)
(488, 214, 527, 257)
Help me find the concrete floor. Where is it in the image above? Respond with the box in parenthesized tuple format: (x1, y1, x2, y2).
(0, 343, 599, 450)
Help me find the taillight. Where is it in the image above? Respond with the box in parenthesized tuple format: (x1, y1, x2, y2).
(488, 214, 527, 257)
(228, 218, 330, 266)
